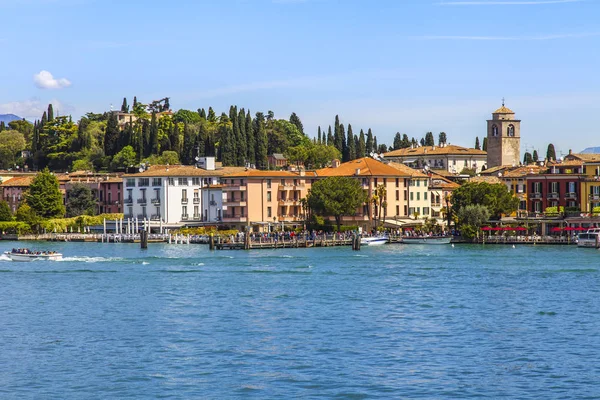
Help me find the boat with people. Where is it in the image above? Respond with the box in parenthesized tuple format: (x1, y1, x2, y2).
(402, 235, 452, 245)
(360, 235, 389, 246)
(576, 228, 600, 248)
(4, 248, 63, 261)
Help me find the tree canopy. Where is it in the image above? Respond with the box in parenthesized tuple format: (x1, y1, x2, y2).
(451, 182, 519, 220)
(66, 183, 96, 217)
(24, 169, 65, 219)
(306, 176, 367, 231)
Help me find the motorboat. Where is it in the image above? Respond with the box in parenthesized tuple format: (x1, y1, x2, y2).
(4, 249, 63, 261)
(402, 236, 452, 245)
(360, 235, 388, 246)
(577, 228, 600, 248)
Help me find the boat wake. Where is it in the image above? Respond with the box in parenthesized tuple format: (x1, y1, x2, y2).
(57, 256, 124, 263)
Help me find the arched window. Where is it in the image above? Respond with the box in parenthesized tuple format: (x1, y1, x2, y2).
(492, 125, 498, 136)
(507, 125, 515, 137)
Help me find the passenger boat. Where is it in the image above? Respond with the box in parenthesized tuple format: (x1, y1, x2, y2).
(402, 236, 452, 245)
(360, 235, 388, 246)
(4, 249, 63, 261)
(577, 229, 600, 248)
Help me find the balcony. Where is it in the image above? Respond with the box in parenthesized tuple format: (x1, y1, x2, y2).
(151, 198, 161, 205)
(530, 192, 542, 199)
(137, 214, 147, 220)
(278, 199, 299, 205)
(181, 198, 188, 204)
(193, 197, 200, 204)
(222, 185, 247, 191)
(124, 198, 133, 204)
(137, 198, 147, 204)
(223, 198, 246, 206)
(181, 215, 189, 221)
(150, 214, 161, 221)
(193, 214, 201, 220)
(209, 200, 217, 206)
(124, 214, 134, 219)
(547, 192, 559, 199)
(565, 192, 577, 200)
(222, 214, 247, 222)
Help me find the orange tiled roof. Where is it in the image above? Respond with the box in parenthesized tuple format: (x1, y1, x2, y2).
(469, 176, 502, 184)
(223, 169, 301, 178)
(315, 157, 409, 177)
(493, 105, 514, 114)
(123, 165, 247, 177)
(502, 165, 544, 178)
(480, 165, 513, 176)
(0, 176, 33, 187)
(384, 144, 486, 158)
(547, 159, 584, 167)
(386, 162, 429, 178)
(566, 153, 600, 162)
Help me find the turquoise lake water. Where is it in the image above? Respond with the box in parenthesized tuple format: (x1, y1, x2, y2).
(0, 242, 599, 399)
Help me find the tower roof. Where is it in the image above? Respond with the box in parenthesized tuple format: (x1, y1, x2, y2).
(493, 105, 514, 114)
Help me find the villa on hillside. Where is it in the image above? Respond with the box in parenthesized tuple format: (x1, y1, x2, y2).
(384, 144, 487, 174)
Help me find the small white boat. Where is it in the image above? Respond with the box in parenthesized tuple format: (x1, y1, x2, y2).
(4, 250, 63, 262)
(577, 229, 600, 248)
(402, 236, 452, 245)
(360, 236, 388, 246)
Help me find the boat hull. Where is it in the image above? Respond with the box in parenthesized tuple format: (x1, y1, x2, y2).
(360, 237, 388, 246)
(4, 252, 63, 262)
(402, 237, 452, 245)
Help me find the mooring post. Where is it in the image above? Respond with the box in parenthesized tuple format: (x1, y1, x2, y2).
(141, 229, 148, 249)
(209, 233, 215, 250)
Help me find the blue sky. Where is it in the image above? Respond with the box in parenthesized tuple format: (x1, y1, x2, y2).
(0, 0, 598, 158)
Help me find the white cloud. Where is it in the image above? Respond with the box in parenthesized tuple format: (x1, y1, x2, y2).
(438, 0, 582, 5)
(33, 70, 72, 89)
(0, 98, 73, 120)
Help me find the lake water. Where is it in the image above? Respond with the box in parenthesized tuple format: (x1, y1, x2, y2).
(1, 242, 599, 399)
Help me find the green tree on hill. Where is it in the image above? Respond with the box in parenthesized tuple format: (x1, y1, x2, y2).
(451, 182, 518, 220)
(547, 144, 556, 161)
(24, 169, 65, 219)
(0, 200, 12, 221)
(66, 183, 96, 217)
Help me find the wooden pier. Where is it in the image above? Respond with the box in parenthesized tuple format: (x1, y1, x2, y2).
(214, 235, 404, 250)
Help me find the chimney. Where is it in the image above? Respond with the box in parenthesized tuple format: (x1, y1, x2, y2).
(569, 149, 572, 155)
(355, 168, 361, 176)
(332, 159, 341, 168)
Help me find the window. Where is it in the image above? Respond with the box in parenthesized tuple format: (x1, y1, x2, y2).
(424, 192, 427, 201)
(293, 179, 297, 186)
(492, 124, 498, 136)
(281, 179, 285, 185)
(192, 177, 200, 185)
(126, 178, 135, 187)
(240, 191, 245, 201)
(396, 205, 400, 216)
(152, 178, 162, 186)
(139, 178, 149, 187)
(507, 125, 515, 137)
(267, 179, 272, 188)
(396, 190, 399, 201)
(395, 178, 399, 187)
(267, 207, 272, 218)
(374, 178, 378, 186)
(194, 205, 199, 216)
(168, 178, 175, 185)
(410, 192, 414, 201)
(362, 178, 367, 186)
(404, 205, 408, 215)
(141, 206, 147, 218)
(423, 207, 429, 216)
(182, 206, 187, 216)
(416, 180, 420, 187)
(182, 189, 187, 200)
(267, 191, 271, 202)
(383, 178, 387, 185)
(404, 190, 407, 200)
(464, 160, 468, 167)
(417, 192, 420, 201)
(178, 178, 188, 186)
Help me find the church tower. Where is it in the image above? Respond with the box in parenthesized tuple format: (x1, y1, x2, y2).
(486, 101, 521, 168)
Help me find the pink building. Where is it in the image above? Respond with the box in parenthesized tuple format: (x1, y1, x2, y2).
(0, 176, 33, 213)
(99, 177, 123, 214)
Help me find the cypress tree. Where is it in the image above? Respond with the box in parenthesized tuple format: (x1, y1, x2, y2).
(170, 122, 181, 154)
(232, 106, 246, 166)
(121, 97, 129, 113)
(125, 117, 134, 149)
(41, 111, 47, 126)
(401, 134, 410, 148)
(149, 112, 159, 155)
(393, 132, 402, 150)
(546, 143, 556, 161)
(358, 129, 366, 158)
(289, 112, 304, 135)
(198, 108, 207, 119)
(482, 137, 488, 152)
(246, 110, 255, 166)
(182, 123, 197, 164)
(47, 104, 54, 122)
(425, 132, 434, 146)
(133, 96, 138, 109)
(533, 150, 539, 162)
(327, 126, 333, 146)
(373, 136, 378, 154)
(142, 120, 151, 158)
(366, 129, 374, 155)
(523, 152, 533, 165)
(438, 132, 447, 145)
(334, 115, 343, 153)
(475, 137, 480, 150)
(134, 122, 143, 162)
(340, 125, 348, 162)
(238, 108, 247, 165)
(317, 126, 322, 144)
(219, 116, 233, 166)
(0, 121, 5, 132)
(420, 138, 426, 146)
(196, 123, 207, 158)
(347, 124, 356, 161)
(104, 111, 120, 156)
(254, 112, 268, 169)
(207, 107, 216, 122)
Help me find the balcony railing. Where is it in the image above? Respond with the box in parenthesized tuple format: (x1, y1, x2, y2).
(530, 192, 542, 199)
(150, 214, 161, 221)
(193, 197, 200, 204)
(209, 200, 217, 206)
(124, 214, 133, 219)
(124, 198, 133, 204)
(151, 198, 161, 205)
(137, 198, 147, 204)
(547, 192, 559, 199)
(181, 215, 189, 220)
(565, 192, 577, 199)
(137, 214, 147, 220)
(222, 185, 247, 191)
(193, 214, 201, 220)
(181, 198, 188, 204)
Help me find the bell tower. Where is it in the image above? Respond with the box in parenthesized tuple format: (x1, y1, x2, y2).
(486, 100, 521, 168)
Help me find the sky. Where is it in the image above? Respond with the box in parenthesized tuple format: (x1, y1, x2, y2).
(0, 0, 598, 158)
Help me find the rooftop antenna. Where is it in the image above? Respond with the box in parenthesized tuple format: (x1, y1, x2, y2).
(502, 97, 505, 107)
(110, 103, 114, 112)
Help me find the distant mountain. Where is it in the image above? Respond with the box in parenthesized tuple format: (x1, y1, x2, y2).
(0, 114, 22, 124)
(581, 147, 600, 154)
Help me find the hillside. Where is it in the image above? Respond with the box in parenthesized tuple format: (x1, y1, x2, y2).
(0, 114, 22, 124)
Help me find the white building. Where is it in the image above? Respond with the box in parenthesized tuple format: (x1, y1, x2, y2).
(384, 144, 488, 174)
(122, 158, 245, 227)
